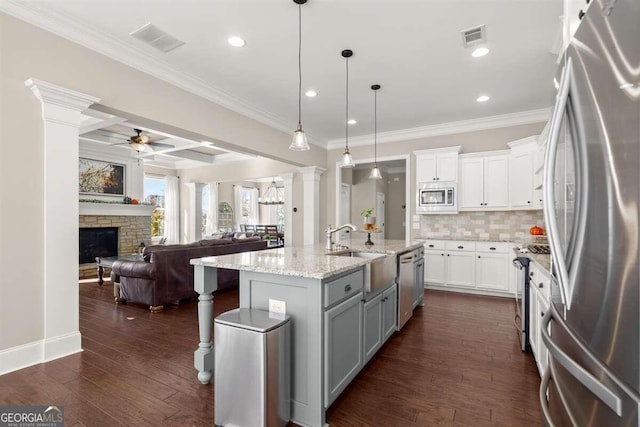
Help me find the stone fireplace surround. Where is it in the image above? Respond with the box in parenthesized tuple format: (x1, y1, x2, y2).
(78, 203, 154, 279)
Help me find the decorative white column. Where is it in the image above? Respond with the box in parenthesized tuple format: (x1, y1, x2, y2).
(186, 182, 206, 242)
(25, 79, 100, 361)
(279, 172, 295, 247)
(298, 166, 326, 245)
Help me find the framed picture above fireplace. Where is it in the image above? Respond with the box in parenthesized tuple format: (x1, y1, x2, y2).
(79, 158, 125, 196)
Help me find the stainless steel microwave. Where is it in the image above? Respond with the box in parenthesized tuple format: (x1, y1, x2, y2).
(417, 182, 458, 213)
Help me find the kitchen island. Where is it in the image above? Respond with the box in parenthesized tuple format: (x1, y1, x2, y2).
(190, 240, 423, 427)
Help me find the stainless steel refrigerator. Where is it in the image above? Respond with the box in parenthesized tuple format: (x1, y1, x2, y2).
(540, 0, 640, 425)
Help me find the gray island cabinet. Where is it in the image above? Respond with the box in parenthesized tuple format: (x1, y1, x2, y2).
(191, 241, 422, 427)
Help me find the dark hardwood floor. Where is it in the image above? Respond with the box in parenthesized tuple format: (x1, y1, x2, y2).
(0, 282, 542, 426)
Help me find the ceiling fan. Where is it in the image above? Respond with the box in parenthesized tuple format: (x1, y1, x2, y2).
(106, 129, 174, 152)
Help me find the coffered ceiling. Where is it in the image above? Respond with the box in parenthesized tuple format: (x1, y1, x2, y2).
(4, 0, 562, 144)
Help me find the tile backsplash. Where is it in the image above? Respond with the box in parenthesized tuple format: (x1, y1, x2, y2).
(418, 210, 545, 241)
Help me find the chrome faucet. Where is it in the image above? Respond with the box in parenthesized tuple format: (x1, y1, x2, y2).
(326, 224, 357, 251)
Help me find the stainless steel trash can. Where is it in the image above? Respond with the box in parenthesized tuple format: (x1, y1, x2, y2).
(214, 308, 291, 427)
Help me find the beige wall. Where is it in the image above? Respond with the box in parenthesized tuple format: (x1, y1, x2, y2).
(325, 122, 546, 241)
(0, 12, 323, 353)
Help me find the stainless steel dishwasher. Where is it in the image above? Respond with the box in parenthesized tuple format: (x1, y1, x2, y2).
(397, 249, 418, 330)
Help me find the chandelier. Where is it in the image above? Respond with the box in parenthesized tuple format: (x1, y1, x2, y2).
(258, 178, 284, 205)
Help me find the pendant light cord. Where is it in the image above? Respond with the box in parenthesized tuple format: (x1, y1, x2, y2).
(374, 89, 377, 164)
(345, 56, 349, 151)
(298, 3, 302, 126)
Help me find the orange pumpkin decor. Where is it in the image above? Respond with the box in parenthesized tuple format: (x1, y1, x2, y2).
(131, 199, 139, 205)
(530, 225, 545, 235)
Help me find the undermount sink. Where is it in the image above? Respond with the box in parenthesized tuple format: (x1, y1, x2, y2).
(332, 251, 386, 260)
(329, 251, 396, 296)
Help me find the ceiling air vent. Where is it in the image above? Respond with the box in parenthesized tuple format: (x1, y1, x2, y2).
(461, 25, 486, 47)
(130, 23, 185, 53)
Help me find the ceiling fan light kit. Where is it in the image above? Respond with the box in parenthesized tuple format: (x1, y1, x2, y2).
(289, 0, 311, 151)
(341, 49, 355, 168)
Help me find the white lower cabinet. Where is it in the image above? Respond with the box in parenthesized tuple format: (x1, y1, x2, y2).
(446, 251, 476, 288)
(324, 292, 363, 406)
(424, 250, 446, 285)
(528, 262, 551, 377)
(423, 240, 513, 295)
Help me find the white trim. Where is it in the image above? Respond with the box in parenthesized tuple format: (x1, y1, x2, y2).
(79, 202, 156, 216)
(507, 135, 539, 149)
(327, 108, 551, 150)
(0, 340, 43, 375)
(459, 149, 511, 159)
(413, 146, 462, 156)
(43, 331, 82, 362)
(2, 0, 325, 148)
(25, 78, 100, 113)
(299, 166, 326, 245)
(0, 332, 82, 375)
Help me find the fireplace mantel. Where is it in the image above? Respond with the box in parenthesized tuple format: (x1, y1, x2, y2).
(79, 202, 156, 216)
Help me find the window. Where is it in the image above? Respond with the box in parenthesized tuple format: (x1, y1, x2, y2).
(202, 185, 209, 235)
(272, 187, 285, 227)
(240, 187, 258, 225)
(144, 176, 166, 238)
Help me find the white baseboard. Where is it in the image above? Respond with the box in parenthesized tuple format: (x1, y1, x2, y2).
(0, 331, 82, 376)
(425, 284, 513, 299)
(0, 340, 43, 375)
(44, 331, 82, 362)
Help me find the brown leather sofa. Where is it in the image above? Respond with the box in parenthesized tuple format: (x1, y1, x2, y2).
(110, 237, 267, 311)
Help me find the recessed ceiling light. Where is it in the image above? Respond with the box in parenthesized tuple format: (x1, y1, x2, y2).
(305, 90, 317, 97)
(471, 47, 490, 58)
(227, 36, 246, 47)
(476, 95, 490, 103)
(347, 119, 357, 125)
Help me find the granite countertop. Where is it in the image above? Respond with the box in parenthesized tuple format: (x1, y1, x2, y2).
(190, 240, 423, 280)
(512, 248, 551, 272)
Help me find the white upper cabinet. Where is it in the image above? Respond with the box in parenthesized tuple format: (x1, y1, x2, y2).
(459, 153, 509, 210)
(414, 147, 461, 183)
(508, 137, 540, 210)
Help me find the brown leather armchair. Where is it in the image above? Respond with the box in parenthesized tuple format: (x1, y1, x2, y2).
(110, 237, 266, 311)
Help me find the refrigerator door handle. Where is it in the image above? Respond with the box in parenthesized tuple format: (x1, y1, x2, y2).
(543, 57, 573, 308)
(539, 368, 555, 427)
(541, 305, 623, 416)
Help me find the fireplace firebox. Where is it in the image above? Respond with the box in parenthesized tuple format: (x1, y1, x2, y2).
(79, 227, 118, 264)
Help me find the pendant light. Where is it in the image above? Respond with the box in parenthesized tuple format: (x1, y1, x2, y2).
(369, 84, 382, 179)
(341, 49, 355, 167)
(289, 0, 310, 151)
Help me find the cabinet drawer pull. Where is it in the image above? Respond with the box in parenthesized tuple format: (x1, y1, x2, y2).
(541, 312, 545, 317)
(441, 253, 444, 256)
(428, 244, 434, 248)
(539, 282, 544, 289)
(477, 255, 480, 259)
(457, 245, 464, 249)
(344, 284, 352, 293)
(490, 247, 496, 251)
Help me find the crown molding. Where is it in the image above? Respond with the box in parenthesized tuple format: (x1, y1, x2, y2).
(1, 0, 325, 148)
(327, 108, 551, 150)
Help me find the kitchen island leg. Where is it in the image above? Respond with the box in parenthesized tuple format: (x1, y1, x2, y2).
(193, 265, 218, 384)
